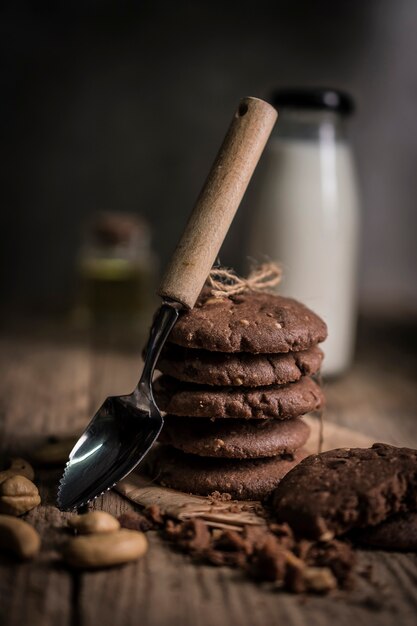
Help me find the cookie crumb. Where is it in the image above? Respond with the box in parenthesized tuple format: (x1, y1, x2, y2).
(146, 504, 165, 526)
(161, 512, 355, 594)
(118, 511, 155, 533)
(208, 491, 232, 502)
(300, 566, 337, 594)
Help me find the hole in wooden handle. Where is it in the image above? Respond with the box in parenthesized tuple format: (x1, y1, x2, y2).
(237, 102, 248, 117)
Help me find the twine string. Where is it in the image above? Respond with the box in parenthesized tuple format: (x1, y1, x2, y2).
(207, 262, 282, 298)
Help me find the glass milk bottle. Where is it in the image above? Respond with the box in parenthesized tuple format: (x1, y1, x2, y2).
(249, 89, 360, 376)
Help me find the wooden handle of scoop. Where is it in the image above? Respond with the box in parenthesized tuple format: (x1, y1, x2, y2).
(158, 96, 278, 309)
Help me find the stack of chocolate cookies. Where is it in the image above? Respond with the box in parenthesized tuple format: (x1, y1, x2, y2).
(149, 290, 327, 500)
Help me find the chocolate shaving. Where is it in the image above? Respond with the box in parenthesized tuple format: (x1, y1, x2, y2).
(161, 514, 355, 594)
(118, 511, 157, 533)
(118, 501, 355, 594)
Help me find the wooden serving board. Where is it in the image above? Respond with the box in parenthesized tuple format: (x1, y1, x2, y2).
(115, 416, 375, 529)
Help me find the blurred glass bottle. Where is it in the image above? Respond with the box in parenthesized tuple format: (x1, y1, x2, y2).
(249, 89, 360, 376)
(77, 212, 156, 340)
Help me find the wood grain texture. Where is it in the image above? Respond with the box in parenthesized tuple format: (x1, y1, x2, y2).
(158, 97, 277, 308)
(0, 320, 416, 626)
(0, 335, 90, 626)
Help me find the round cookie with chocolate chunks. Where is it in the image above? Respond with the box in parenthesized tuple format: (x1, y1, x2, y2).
(168, 290, 327, 354)
(272, 444, 417, 540)
(159, 416, 311, 459)
(146, 445, 307, 500)
(154, 375, 324, 420)
(157, 344, 324, 387)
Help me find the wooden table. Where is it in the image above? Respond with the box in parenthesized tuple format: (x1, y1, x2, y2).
(1, 319, 417, 626)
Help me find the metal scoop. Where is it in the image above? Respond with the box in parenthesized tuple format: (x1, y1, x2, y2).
(57, 97, 277, 511)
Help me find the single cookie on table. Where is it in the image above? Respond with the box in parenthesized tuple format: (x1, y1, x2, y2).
(157, 344, 324, 387)
(154, 375, 324, 420)
(159, 416, 311, 459)
(272, 444, 417, 540)
(168, 290, 327, 354)
(146, 445, 307, 500)
(351, 512, 417, 552)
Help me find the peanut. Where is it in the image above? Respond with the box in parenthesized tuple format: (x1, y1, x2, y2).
(0, 458, 35, 484)
(68, 511, 120, 535)
(31, 437, 78, 466)
(63, 529, 148, 569)
(0, 514, 41, 559)
(0, 475, 41, 516)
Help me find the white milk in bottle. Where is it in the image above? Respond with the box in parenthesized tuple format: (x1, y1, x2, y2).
(249, 89, 360, 376)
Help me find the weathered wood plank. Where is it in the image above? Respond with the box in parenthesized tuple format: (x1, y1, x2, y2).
(0, 334, 91, 626)
(0, 335, 91, 453)
(79, 530, 417, 626)
(1, 324, 417, 626)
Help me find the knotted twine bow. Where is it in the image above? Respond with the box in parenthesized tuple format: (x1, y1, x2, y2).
(207, 262, 282, 298)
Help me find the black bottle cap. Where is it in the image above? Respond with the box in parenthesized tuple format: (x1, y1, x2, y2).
(271, 88, 355, 115)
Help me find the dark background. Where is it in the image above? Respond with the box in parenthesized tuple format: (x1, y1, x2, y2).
(1, 0, 416, 317)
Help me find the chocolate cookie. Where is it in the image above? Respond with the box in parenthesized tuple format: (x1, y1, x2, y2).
(154, 375, 324, 420)
(272, 444, 417, 540)
(157, 345, 324, 387)
(146, 445, 307, 500)
(159, 416, 310, 459)
(168, 291, 327, 353)
(352, 512, 417, 551)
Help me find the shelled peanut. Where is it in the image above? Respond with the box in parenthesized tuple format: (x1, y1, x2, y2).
(0, 515, 41, 559)
(63, 511, 148, 569)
